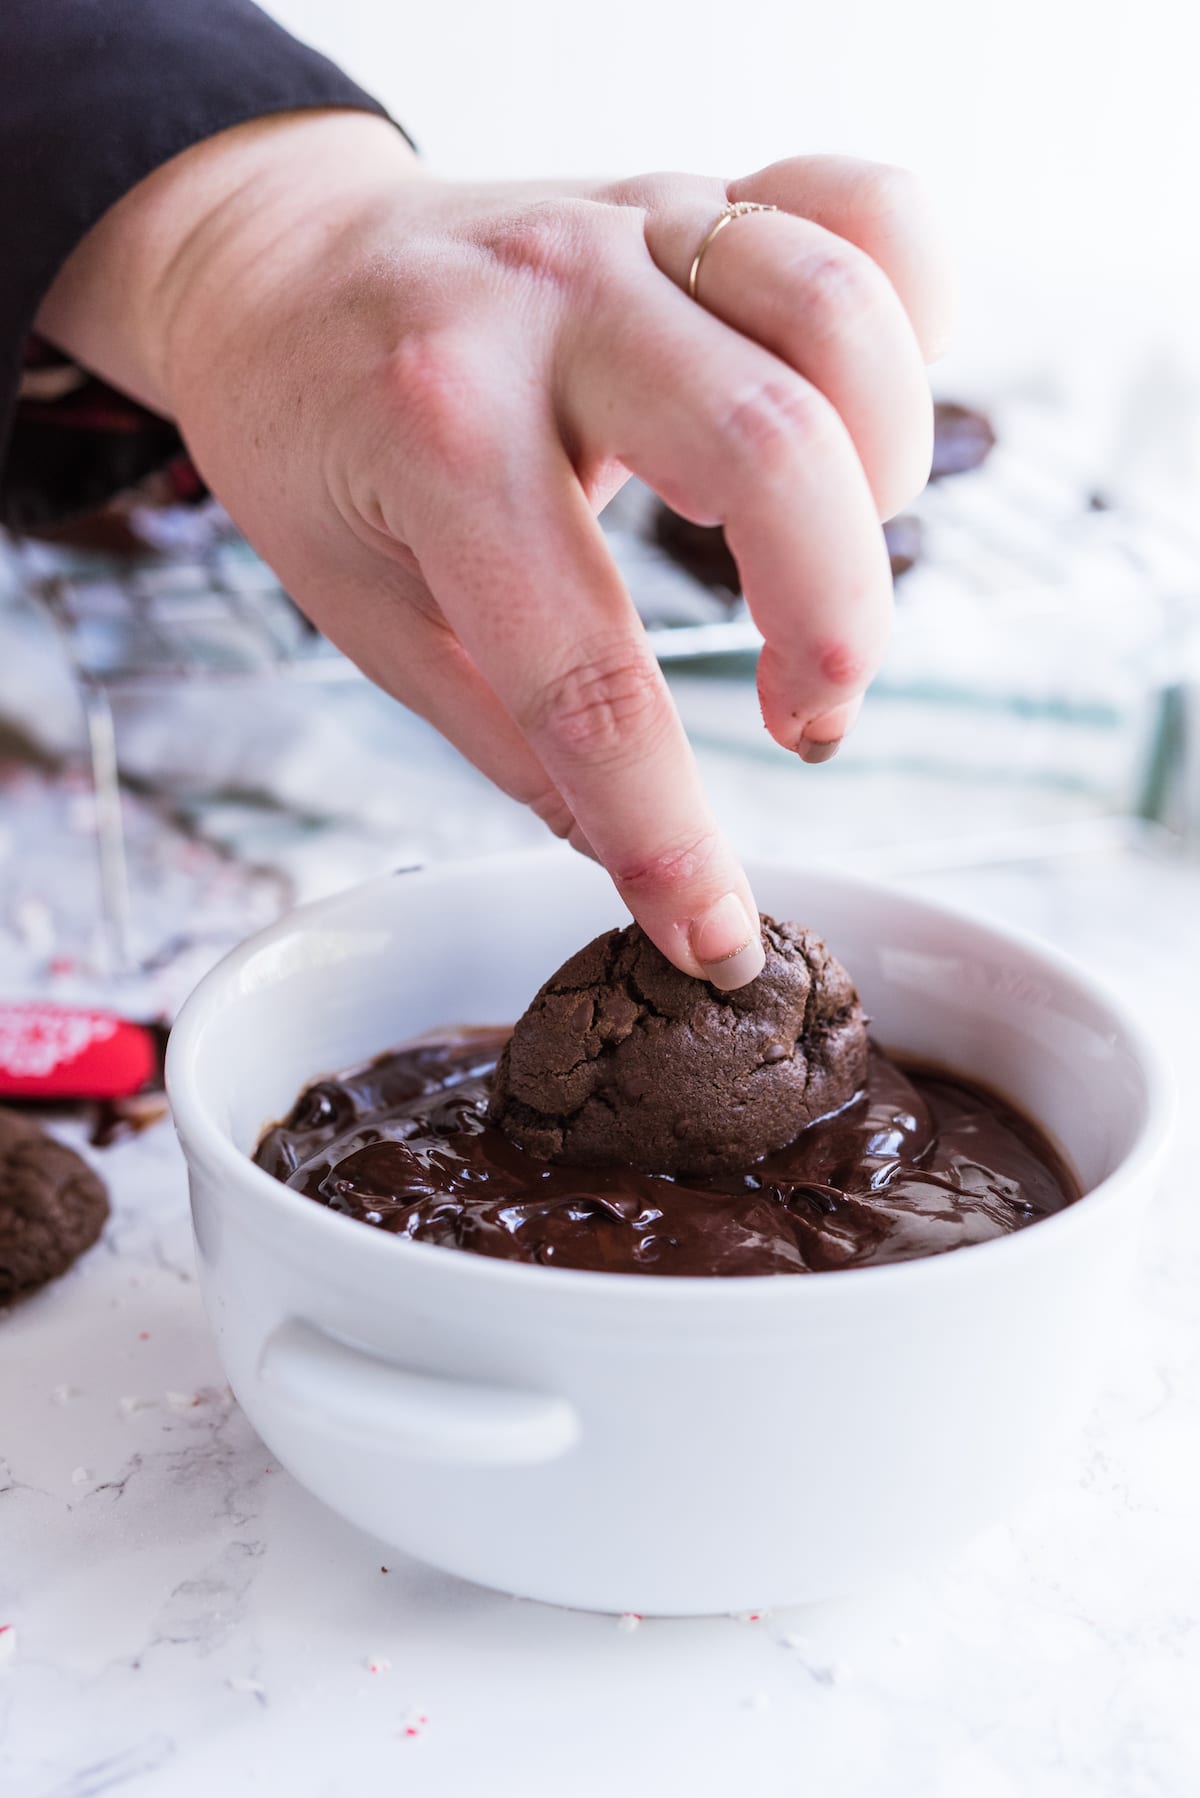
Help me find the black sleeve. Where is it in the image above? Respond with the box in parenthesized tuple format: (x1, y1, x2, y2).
(0, 0, 405, 528)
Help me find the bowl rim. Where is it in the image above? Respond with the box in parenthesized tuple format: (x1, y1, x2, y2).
(166, 848, 1177, 1305)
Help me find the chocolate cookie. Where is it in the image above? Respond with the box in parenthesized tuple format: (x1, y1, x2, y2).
(489, 916, 868, 1175)
(0, 1108, 110, 1302)
(651, 402, 996, 599)
(653, 507, 925, 592)
(883, 513, 923, 578)
(652, 506, 741, 596)
(929, 402, 995, 480)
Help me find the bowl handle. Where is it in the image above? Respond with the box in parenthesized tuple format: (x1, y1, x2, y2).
(258, 1319, 579, 1466)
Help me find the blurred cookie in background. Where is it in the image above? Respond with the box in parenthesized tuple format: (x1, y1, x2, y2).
(650, 399, 990, 594)
(927, 401, 997, 481)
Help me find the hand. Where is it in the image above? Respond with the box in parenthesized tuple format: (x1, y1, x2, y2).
(38, 112, 952, 985)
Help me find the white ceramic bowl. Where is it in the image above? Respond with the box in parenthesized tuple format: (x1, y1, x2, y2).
(167, 851, 1173, 1615)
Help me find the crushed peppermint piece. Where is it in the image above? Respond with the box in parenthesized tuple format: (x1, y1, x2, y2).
(227, 1676, 266, 1698)
(137, 1331, 150, 1342)
(13, 897, 55, 956)
(734, 1610, 766, 1624)
(71, 1466, 91, 1486)
(616, 1612, 642, 1632)
(165, 1388, 214, 1411)
(118, 1395, 153, 1418)
(51, 1384, 78, 1406)
(366, 1656, 391, 1674)
(0, 1625, 15, 1666)
(399, 1709, 429, 1740)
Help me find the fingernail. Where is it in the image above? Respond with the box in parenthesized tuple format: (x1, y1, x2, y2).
(796, 698, 861, 763)
(690, 893, 765, 990)
(797, 736, 841, 765)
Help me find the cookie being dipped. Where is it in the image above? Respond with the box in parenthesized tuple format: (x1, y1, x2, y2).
(488, 915, 868, 1176)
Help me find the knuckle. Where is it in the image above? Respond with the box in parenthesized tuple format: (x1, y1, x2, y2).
(386, 333, 490, 476)
(817, 639, 868, 690)
(611, 828, 721, 898)
(597, 172, 677, 210)
(480, 203, 575, 283)
(718, 378, 835, 483)
(856, 160, 926, 226)
(796, 244, 891, 343)
(529, 645, 667, 767)
(478, 198, 628, 287)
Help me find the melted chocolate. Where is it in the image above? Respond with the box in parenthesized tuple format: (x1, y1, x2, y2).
(254, 1030, 1080, 1277)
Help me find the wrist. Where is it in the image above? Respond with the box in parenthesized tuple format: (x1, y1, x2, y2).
(35, 110, 422, 419)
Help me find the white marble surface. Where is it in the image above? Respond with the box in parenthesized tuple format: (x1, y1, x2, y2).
(1, 840, 1198, 1798)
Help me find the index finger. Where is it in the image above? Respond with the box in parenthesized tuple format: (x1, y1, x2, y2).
(407, 436, 766, 990)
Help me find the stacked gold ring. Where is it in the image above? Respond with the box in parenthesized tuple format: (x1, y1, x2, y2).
(687, 200, 780, 301)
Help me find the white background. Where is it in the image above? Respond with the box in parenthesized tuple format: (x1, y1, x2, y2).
(265, 0, 1199, 397)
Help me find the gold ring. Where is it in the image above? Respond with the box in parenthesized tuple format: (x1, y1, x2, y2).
(687, 201, 780, 301)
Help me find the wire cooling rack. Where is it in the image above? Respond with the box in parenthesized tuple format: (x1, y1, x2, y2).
(9, 518, 357, 972)
(29, 532, 347, 686)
